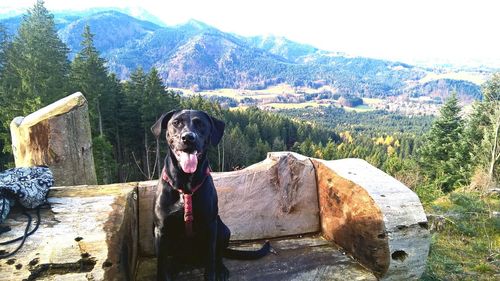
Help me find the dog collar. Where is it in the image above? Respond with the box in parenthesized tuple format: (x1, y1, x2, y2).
(161, 167, 210, 237)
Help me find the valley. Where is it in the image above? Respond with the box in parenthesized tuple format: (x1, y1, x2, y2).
(174, 82, 470, 116)
(1, 9, 494, 109)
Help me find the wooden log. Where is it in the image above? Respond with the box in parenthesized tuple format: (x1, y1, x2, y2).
(0, 183, 137, 281)
(313, 158, 430, 280)
(215, 152, 320, 240)
(135, 235, 377, 281)
(10, 92, 97, 186)
(137, 152, 320, 256)
(0, 153, 430, 281)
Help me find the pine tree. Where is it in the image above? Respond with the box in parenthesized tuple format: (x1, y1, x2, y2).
(142, 67, 179, 179)
(120, 67, 147, 180)
(70, 24, 110, 137)
(70, 24, 121, 183)
(9, 0, 69, 105)
(418, 93, 466, 192)
(0, 0, 70, 167)
(0, 24, 6, 73)
(461, 74, 500, 189)
(0, 24, 12, 168)
(483, 73, 500, 185)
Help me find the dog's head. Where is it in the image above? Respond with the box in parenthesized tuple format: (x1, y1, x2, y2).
(151, 110, 225, 174)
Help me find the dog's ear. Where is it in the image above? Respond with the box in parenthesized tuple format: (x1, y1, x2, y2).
(151, 110, 177, 139)
(209, 115, 225, 145)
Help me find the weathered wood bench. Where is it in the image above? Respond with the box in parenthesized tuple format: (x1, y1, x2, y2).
(0, 152, 430, 280)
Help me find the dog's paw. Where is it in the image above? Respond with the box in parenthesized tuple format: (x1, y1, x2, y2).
(216, 263, 229, 281)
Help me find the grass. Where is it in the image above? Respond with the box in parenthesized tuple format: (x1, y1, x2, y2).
(363, 98, 383, 105)
(342, 104, 375, 112)
(263, 101, 326, 109)
(254, 83, 296, 94)
(172, 85, 380, 112)
(421, 191, 500, 280)
(419, 71, 489, 85)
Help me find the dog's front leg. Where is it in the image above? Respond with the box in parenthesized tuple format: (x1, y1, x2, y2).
(155, 225, 175, 281)
(204, 219, 218, 281)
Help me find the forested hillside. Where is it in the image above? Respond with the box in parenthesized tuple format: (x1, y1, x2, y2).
(0, 8, 486, 99)
(0, 1, 497, 188)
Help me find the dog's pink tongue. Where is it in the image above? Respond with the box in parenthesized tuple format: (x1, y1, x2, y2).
(179, 152, 198, 173)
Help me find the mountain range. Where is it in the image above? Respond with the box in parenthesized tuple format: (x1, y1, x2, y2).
(0, 9, 491, 100)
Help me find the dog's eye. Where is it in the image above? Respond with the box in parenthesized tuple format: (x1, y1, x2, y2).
(172, 120, 180, 127)
(192, 118, 204, 128)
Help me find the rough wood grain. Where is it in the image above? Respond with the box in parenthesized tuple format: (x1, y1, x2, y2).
(135, 235, 377, 281)
(313, 158, 430, 281)
(0, 183, 136, 281)
(10, 92, 97, 186)
(214, 152, 320, 240)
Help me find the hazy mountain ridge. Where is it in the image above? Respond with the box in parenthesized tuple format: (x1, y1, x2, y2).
(0, 10, 489, 99)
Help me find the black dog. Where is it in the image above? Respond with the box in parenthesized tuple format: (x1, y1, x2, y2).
(151, 110, 270, 281)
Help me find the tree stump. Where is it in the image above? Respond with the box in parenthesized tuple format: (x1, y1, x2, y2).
(10, 92, 97, 186)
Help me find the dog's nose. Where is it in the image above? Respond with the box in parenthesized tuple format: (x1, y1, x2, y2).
(181, 132, 196, 143)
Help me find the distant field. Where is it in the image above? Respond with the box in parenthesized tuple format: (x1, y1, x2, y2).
(172, 87, 285, 101)
(263, 102, 326, 109)
(254, 84, 295, 94)
(173, 83, 335, 101)
(343, 104, 374, 112)
(419, 71, 488, 85)
(362, 98, 383, 105)
(172, 85, 379, 112)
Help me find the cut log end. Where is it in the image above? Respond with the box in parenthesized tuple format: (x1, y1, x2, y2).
(10, 92, 97, 186)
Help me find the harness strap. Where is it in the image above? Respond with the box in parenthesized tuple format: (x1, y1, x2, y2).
(0, 205, 43, 259)
(162, 167, 210, 237)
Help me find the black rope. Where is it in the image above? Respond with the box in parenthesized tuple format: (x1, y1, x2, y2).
(0, 205, 42, 259)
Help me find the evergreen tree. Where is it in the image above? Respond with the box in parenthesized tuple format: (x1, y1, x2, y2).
(70, 24, 110, 136)
(0, 24, 6, 73)
(418, 93, 466, 192)
(143, 67, 179, 179)
(120, 67, 147, 180)
(467, 74, 500, 186)
(482, 74, 500, 184)
(223, 126, 250, 170)
(9, 0, 69, 105)
(272, 137, 287, 151)
(70, 24, 119, 183)
(0, 25, 12, 169)
(119, 67, 180, 180)
(463, 101, 489, 176)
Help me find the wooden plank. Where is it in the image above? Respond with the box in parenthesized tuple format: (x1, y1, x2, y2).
(135, 235, 377, 281)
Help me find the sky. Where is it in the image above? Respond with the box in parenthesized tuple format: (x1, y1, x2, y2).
(1, 0, 500, 68)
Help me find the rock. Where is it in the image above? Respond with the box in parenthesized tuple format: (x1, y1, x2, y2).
(214, 152, 320, 240)
(10, 92, 97, 186)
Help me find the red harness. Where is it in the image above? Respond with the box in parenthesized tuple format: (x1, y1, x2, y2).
(161, 167, 210, 237)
